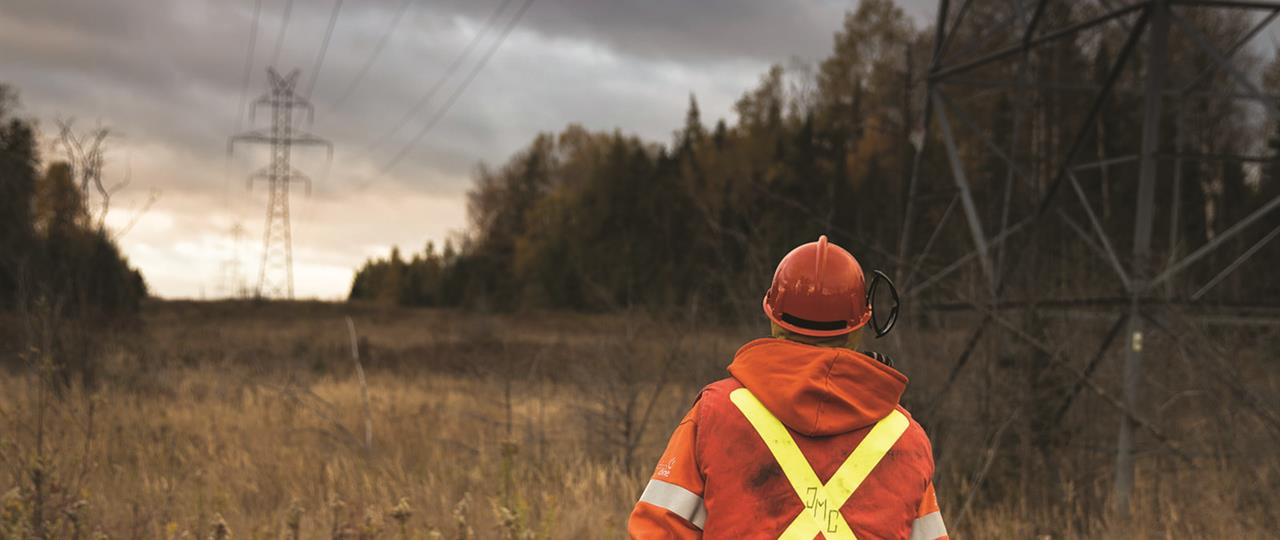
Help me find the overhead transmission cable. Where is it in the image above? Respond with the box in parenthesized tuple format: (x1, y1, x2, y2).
(380, 0, 536, 175)
(368, 0, 516, 151)
(270, 0, 296, 68)
(304, 0, 345, 98)
(235, 0, 265, 130)
(330, 0, 416, 111)
(227, 0, 265, 297)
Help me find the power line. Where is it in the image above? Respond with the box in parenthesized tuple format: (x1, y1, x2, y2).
(304, 0, 345, 99)
(330, 0, 415, 111)
(235, 0, 265, 130)
(271, 0, 296, 68)
(380, 0, 535, 175)
(369, 0, 516, 150)
(227, 0, 266, 299)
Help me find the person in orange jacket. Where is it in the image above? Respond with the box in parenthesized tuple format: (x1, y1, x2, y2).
(628, 236, 948, 540)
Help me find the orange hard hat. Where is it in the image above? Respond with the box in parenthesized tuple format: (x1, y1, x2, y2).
(763, 235, 872, 337)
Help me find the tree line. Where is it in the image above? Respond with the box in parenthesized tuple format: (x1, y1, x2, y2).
(0, 84, 147, 382)
(351, 0, 1280, 315)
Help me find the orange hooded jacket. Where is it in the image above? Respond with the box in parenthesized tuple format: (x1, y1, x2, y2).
(628, 338, 948, 540)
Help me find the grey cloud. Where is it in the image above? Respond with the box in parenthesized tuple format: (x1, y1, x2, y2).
(429, 0, 846, 64)
(0, 0, 929, 193)
(415, 0, 937, 64)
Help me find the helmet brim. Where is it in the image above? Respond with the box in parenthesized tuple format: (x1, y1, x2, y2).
(762, 296, 871, 338)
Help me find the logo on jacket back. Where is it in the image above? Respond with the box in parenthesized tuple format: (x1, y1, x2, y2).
(805, 487, 841, 533)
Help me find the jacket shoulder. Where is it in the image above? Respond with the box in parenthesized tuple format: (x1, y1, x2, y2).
(689, 378, 744, 443)
(894, 406, 936, 471)
(896, 407, 932, 443)
(693, 378, 747, 419)
(696, 377, 742, 401)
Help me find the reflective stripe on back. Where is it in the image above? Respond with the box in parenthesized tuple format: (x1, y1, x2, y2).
(729, 387, 909, 540)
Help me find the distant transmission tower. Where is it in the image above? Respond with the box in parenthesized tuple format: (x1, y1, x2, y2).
(218, 222, 248, 298)
(229, 68, 332, 299)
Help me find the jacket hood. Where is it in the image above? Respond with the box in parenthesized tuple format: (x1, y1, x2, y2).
(727, 338, 908, 437)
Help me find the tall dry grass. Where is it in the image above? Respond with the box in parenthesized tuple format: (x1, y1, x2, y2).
(1, 300, 1277, 538)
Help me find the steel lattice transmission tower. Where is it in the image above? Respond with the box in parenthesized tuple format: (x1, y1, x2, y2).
(902, 0, 1280, 511)
(229, 68, 332, 299)
(217, 222, 248, 298)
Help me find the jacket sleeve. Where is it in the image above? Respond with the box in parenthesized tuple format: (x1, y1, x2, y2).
(627, 404, 705, 539)
(908, 481, 949, 540)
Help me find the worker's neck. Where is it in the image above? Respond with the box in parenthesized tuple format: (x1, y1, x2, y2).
(771, 323, 863, 351)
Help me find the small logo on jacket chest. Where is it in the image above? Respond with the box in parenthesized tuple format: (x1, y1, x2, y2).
(655, 457, 676, 478)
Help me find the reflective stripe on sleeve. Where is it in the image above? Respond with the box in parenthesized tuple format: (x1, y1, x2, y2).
(638, 479, 707, 529)
(908, 511, 948, 540)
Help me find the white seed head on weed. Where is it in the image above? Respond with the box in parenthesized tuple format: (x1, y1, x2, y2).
(209, 513, 230, 540)
(286, 499, 303, 540)
(361, 505, 384, 536)
(452, 494, 474, 540)
(388, 497, 412, 524)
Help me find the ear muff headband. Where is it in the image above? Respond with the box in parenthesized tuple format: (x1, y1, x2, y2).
(867, 270, 900, 338)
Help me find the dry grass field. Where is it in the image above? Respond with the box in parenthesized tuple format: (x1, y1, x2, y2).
(2, 300, 1278, 538)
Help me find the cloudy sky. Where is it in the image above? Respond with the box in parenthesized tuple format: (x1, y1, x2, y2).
(1, 0, 934, 299)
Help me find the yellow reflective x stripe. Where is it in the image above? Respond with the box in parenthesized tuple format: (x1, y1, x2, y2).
(730, 388, 909, 540)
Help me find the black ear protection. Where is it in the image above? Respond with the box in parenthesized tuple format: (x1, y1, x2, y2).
(867, 270, 900, 338)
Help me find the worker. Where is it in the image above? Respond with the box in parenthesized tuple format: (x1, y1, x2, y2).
(628, 236, 947, 540)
